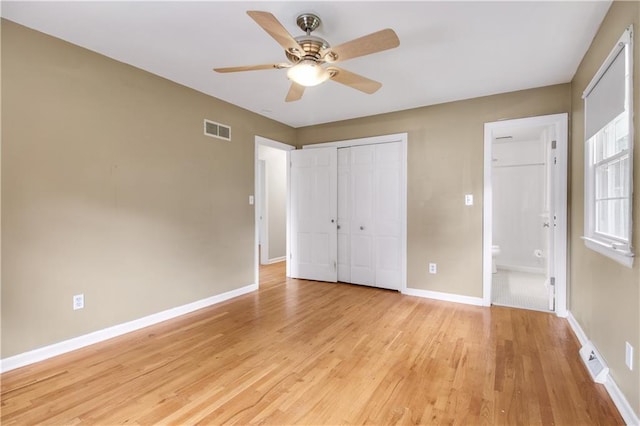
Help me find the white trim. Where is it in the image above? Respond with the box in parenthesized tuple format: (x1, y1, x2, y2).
(567, 311, 640, 425)
(483, 114, 568, 316)
(300, 133, 408, 292)
(567, 311, 589, 346)
(402, 287, 484, 306)
(583, 25, 634, 269)
(254, 136, 295, 286)
(266, 256, 286, 264)
(604, 373, 640, 426)
(582, 237, 634, 268)
(302, 132, 407, 150)
(0, 283, 258, 373)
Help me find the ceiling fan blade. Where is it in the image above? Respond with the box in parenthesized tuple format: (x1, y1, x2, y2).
(328, 67, 382, 94)
(321, 29, 399, 63)
(285, 82, 305, 102)
(247, 11, 304, 57)
(213, 63, 290, 73)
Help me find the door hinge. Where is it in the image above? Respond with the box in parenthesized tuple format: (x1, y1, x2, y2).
(550, 277, 556, 286)
(551, 140, 557, 149)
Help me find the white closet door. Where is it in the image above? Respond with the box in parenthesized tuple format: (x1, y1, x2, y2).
(289, 147, 338, 282)
(374, 142, 402, 289)
(337, 148, 351, 283)
(350, 145, 376, 285)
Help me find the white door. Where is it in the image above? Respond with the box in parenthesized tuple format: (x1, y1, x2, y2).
(349, 143, 402, 290)
(350, 145, 376, 285)
(374, 142, 403, 289)
(546, 130, 557, 311)
(289, 147, 338, 282)
(337, 148, 351, 283)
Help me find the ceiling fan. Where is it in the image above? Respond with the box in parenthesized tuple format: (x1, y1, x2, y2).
(214, 11, 400, 102)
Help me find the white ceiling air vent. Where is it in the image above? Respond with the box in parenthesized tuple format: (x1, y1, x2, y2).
(204, 119, 231, 141)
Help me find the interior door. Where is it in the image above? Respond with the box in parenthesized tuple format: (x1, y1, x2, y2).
(546, 130, 557, 311)
(337, 148, 351, 283)
(350, 145, 375, 285)
(289, 147, 338, 282)
(374, 142, 403, 289)
(349, 142, 402, 290)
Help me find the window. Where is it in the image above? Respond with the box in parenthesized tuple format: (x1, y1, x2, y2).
(583, 25, 634, 267)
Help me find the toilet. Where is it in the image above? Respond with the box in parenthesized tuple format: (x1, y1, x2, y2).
(491, 245, 501, 273)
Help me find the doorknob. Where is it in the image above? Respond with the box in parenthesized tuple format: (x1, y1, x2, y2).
(331, 219, 335, 223)
(360, 226, 365, 230)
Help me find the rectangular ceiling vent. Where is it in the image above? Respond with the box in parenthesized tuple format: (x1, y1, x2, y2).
(204, 119, 231, 141)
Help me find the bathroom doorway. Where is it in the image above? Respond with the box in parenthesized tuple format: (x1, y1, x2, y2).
(483, 114, 567, 315)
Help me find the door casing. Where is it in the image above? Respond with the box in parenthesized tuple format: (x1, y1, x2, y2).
(483, 114, 568, 316)
(254, 136, 295, 287)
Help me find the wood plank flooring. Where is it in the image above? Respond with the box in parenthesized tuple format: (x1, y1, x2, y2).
(1, 262, 623, 424)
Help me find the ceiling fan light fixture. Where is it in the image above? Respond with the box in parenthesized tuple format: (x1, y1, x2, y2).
(287, 60, 330, 87)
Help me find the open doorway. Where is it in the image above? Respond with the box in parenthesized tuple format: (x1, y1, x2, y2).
(483, 114, 568, 316)
(254, 137, 295, 287)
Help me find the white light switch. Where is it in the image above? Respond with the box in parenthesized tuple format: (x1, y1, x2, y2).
(249, 195, 254, 205)
(465, 194, 474, 206)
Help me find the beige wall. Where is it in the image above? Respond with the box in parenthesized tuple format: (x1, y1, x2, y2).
(3, 8, 638, 418)
(297, 85, 571, 298)
(569, 0, 640, 416)
(1, 20, 295, 357)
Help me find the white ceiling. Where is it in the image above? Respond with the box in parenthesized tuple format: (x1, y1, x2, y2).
(2, 1, 611, 128)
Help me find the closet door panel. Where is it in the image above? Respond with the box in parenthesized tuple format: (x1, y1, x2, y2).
(337, 148, 351, 283)
(290, 147, 338, 282)
(350, 145, 375, 285)
(374, 143, 402, 289)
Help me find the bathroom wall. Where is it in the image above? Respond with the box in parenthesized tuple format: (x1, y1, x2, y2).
(492, 137, 548, 272)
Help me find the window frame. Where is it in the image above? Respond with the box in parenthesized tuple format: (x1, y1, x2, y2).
(582, 25, 634, 268)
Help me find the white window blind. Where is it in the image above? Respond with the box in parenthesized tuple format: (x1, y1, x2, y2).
(584, 47, 626, 140)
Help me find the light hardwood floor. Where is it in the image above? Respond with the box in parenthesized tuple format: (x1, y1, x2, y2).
(1, 262, 623, 425)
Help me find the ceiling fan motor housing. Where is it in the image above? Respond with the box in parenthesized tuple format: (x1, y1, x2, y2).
(285, 13, 331, 64)
(287, 35, 329, 63)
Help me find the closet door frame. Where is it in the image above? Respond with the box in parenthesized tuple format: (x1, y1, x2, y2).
(301, 133, 408, 293)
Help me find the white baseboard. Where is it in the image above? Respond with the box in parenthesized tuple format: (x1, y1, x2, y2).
(567, 311, 640, 425)
(267, 256, 286, 264)
(402, 287, 484, 306)
(0, 283, 258, 373)
(604, 373, 640, 426)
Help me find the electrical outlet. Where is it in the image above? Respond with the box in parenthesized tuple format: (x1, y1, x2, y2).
(429, 263, 437, 274)
(73, 294, 84, 310)
(625, 342, 634, 370)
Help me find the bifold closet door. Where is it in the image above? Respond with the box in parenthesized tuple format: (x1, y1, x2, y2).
(348, 143, 402, 290)
(373, 142, 402, 289)
(289, 147, 338, 282)
(337, 148, 351, 283)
